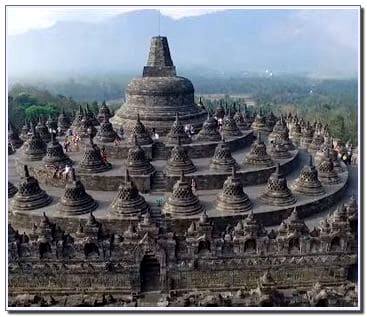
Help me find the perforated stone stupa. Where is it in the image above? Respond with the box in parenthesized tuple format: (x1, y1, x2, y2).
(293, 155, 325, 196)
(57, 169, 98, 215)
(216, 167, 252, 213)
(210, 137, 239, 172)
(128, 114, 153, 145)
(196, 111, 221, 142)
(111, 170, 151, 218)
(78, 136, 112, 173)
(96, 115, 117, 143)
(111, 36, 206, 134)
(126, 134, 155, 176)
(260, 163, 296, 206)
(22, 123, 47, 161)
(243, 132, 273, 167)
(165, 136, 196, 176)
(43, 133, 72, 168)
(11, 165, 52, 211)
(8, 182, 18, 198)
(166, 112, 192, 144)
(163, 171, 204, 216)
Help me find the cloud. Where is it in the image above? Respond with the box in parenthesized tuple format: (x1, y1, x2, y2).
(6, 7, 228, 35)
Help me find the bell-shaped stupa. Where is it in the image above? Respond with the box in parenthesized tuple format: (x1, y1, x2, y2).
(166, 112, 191, 145)
(165, 136, 196, 176)
(126, 134, 155, 176)
(96, 114, 117, 143)
(260, 163, 296, 206)
(163, 171, 204, 216)
(216, 167, 252, 213)
(111, 36, 206, 134)
(11, 165, 52, 211)
(43, 132, 73, 167)
(111, 170, 151, 217)
(210, 137, 239, 172)
(243, 132, 273, 167)
(22, 122, 47, 161)
(127, 113, 153, 145)
(196, 111, 221, 142)
(293, 155, 325, 196)
(57, 168, 98, 215)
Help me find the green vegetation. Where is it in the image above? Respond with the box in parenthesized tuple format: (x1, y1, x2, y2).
(8, 75, 358, 145)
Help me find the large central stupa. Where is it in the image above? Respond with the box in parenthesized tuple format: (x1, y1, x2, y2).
(111, 36, 207, 134)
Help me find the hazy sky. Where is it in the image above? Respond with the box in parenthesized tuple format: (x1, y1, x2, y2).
(7, 7, 227, 35)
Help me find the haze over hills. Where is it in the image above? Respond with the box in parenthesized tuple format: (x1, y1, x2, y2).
(7, 8, 359, 81)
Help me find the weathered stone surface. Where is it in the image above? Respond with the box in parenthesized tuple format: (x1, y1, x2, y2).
(111, 170, 151, 217)
(163, 171, 204, 216)
(42, 133, 73, 168)
(243, 132, 273, 167)
(8, 121, 23, 149)
(97, 101, 113, 123)
(57, 169, 98, 215)
(126, 134, 155, 176)
(165, 136, 196, 176)
(166, 112, 192, 145)
(11, 165, 52, 211)
(269, 138, 292, 160)
(127, 114, 153, 146)
(96, 115, 117, 143)
(35, 117, 51, 143)
(22, 123, 47, 161)
(251, 110, 272, 133)
(260, 163, 296, 206)
(317, 150, 341, 185)
(8, 182, 18, 198)
(293, 155, 325, 196)
(79, 136, 112, 173)
(111, 36, 206, 134)
(216, 167, 252, 213)
(195, 111, 221, 142)
(222, 108, 242, 138)
(210, 137, 239, 172)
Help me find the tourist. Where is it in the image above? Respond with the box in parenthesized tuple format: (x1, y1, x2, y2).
(184, 124, 190, 137)
(118, 126, 125, 140)
(189, 125, 195, 136)
(63, 164, 71, 179)
(63, 137, 70, 152)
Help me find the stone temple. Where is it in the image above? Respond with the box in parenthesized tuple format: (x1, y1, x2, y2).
(111, 36, 207, 134)
(7, 36, 358, 309)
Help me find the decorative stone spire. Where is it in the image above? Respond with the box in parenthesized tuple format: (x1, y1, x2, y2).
(46, 115, 58, 132)
(57, 168, 98, 215)
(269, 117, 288, 141)
(85, 104, 100, 126)
(8, 121, 23, 148)
(300, 121, 314, 148)
(163, 171, 204, 216)
(278, 207, 309, 237)
(71, 105, 84, 129)
(128, 113, 153, 145)
(111, 169, 151, 217)
(308, 132, 325, 153)
(42, 132, 73, 167)
(210, 136, 239, 172)
(243, 132, 273, 167)
(76, 111, 97, 138)
(260, 163, 296, 206)
(20, 120, 30, 141)
(266, 111, 277, 129)
(216, 167, 252, 213)
(126, 134, 155, 176)
(290, 121, 302, 141)
(22, 122, 47, 161)
(293, 155, 325, 196)
(251, 110, 272, 133)
(8, 181, 18, 198)
(97, 101, 113, 123)
(11, 165, 52, 210)
(317, 150, 341, 185)
(57, 109, 71, 133)
(166, 112, 191, 144)
(269, 138, 292, 160)
(78, 136, 112, 173)
(196, 111, 221, 142)
(165, 136, 196, 176)
(233, 104, 251, 130)
(35, 117, 51, 143)
(143, 36, 176, 77)
(222, 107, 242, 137)
(96, 114, 117, 143)
(215, 102, 225, 119)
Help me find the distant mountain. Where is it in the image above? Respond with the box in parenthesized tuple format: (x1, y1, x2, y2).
(7, 9, 359, 80)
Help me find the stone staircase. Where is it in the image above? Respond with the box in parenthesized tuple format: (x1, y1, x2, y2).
(151, 171, 167, 193)
(152, 141, 168, 160)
